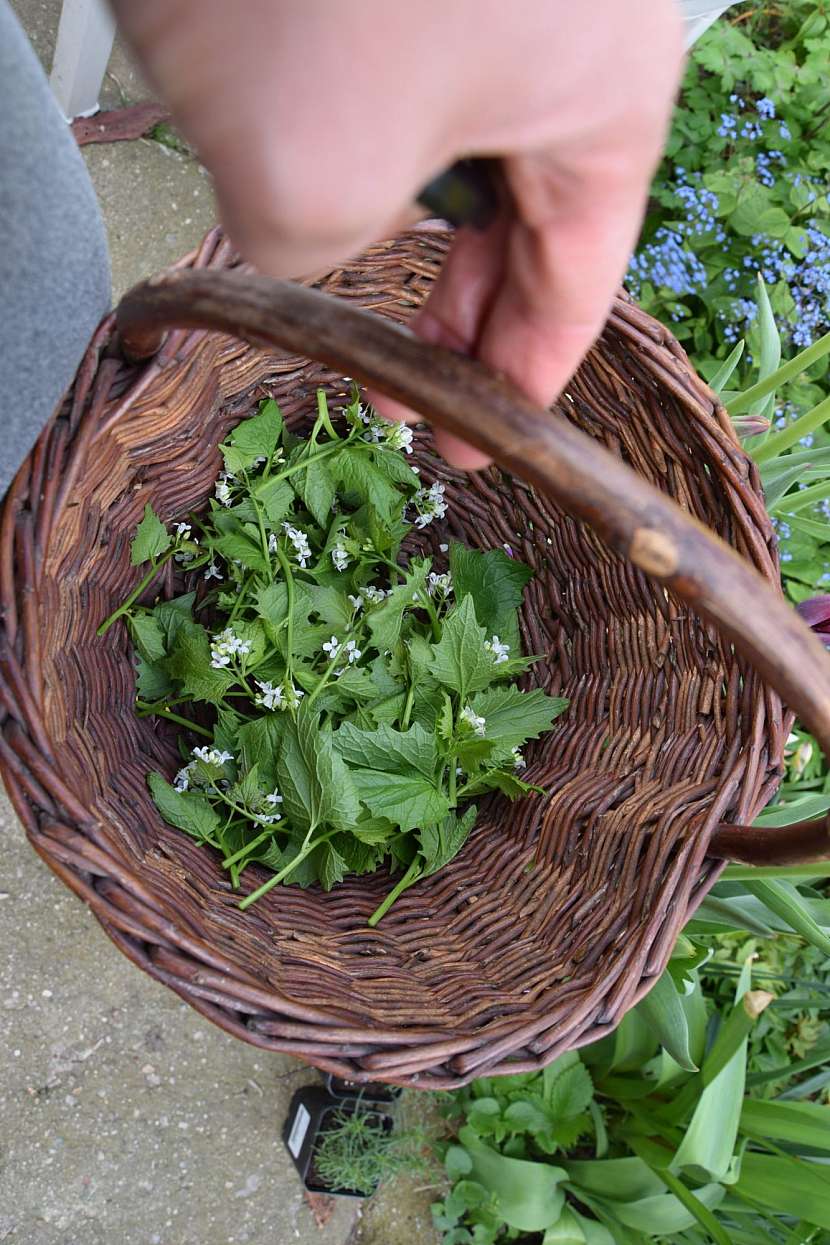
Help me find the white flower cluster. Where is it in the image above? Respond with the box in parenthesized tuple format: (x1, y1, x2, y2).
(282, 522, 312, 568)
(215, 471, 235, 507)
(255, 788, 284, 824)
(361, 411, 415, 453)
(210, 627, 252, 669)
(254, 679, 304, 711)
(174, 744, 233, 791)
(413, 481, 447, 529)
(347, 584, 390, 612)
(331, 541, 350, 572)
(484, 635, 510, 665)
(322, 636, 362, 667)
(460, 706, 486, 738)
(428, 571, 453, 596)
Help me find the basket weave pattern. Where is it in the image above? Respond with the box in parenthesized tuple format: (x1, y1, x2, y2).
(0, 226, 785, 1087)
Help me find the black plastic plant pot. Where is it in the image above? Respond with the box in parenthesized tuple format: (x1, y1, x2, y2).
(282, 1085, 393, 1198)
(325, 1072, 403, 1106)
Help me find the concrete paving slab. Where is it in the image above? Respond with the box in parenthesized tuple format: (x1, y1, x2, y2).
(0, 790, 358, 1245)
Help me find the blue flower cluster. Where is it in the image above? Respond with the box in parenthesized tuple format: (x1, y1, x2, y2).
(735, 219, 830, 348)
(627, 229, 708, 303)
(755, 149, 785, 188)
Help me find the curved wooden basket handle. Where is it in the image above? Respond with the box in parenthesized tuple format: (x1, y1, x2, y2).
(116, 269, 830, 868)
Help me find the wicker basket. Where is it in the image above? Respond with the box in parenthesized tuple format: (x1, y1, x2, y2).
(3, 224, 829, 1089)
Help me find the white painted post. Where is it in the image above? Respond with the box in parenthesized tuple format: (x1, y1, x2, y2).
(49, 0, 116, 121)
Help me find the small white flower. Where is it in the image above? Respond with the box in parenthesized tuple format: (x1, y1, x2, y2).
(439, 543, 448, 553)
(512, 748, 526, 771)
(252, 455, 267, 467)
(268, 532, 278, 554)
(255, 680, 284, 711)
(210, 627, 251, 668)
(322, 635, 341, 660)
(331, 542, 350, 572)
(383, 422, 414, 453)
(175, 522, 192, 540)
(173, 764, 194, 792)
(413, 480, 447, 529)
(344, 639, 362, 664)
(265, 789, 283, 807)
(348, 594, 363, 612)
(428, 571, 453, 596)
(204, 561, 223, 581)
(360, 584, 389, 606)
(215, 474, 234, 507)
(192, 746, 233, 767)
(282, 522, 312, 568)
(460, 706, 486, 737)
(484, 635, 510, 665)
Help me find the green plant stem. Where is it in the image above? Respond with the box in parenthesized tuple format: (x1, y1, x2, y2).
(448, 759, 458, 808)
(135, 701, 213, 738)
(400, 681, 416, 731)
(729, 330, 830, 416)
(227, 572, 254, 624)
(221, 828, 273, 868)
(239, 828, 337, 909)
(367, 856, 423, 927)
(315, 389, 340, 442)
(754, 393, 830, 464)
(274, 544, 295, 680)
(97, 549, 177, 635)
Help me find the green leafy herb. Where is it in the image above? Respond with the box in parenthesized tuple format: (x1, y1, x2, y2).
(106, 391, 568, 921)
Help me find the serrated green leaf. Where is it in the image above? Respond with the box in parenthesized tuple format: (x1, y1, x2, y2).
(129, 612, 167, 662)
(306, 584, 354, 630)
(211, 528, 269, 574)
(351, 815, 398, 846)
(165, 622, 236, 704)
(152, 592, 195, 645)
(319, 840, 348, 891)
(135, 655, 173, 701)
(131, 503, 171, 566)
(148, 772, 220, 840)
(461, 769, 543, 799)
(419, 806, 477, 876)
(333, 721, 438, 779)
(469, 685, 568, 754)
(221, 399, 282, 473)
(352, 768, 450, 833)
(431, 595, 497, 697)
(237, 715, 285, 789)
(449, 543, 533, 648)
(275, 701, 360, 833)
(292, 456, 336, 527)
(367, 559, 430, 651)
(336, 445, 403, 520)
(547, 1062, 595, 1119)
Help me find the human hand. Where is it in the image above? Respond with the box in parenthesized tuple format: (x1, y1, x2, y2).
(113, 0, 684, 467)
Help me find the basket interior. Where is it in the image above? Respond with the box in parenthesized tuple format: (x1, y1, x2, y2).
(27, 229, 784, 1081)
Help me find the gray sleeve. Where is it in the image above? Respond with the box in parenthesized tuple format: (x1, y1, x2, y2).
(0, 0, 110, 498)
